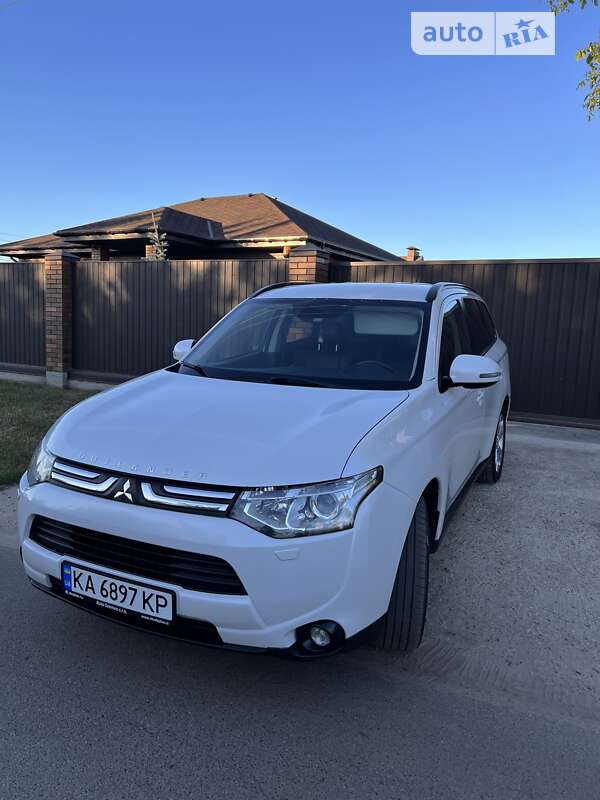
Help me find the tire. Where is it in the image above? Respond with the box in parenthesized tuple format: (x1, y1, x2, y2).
(373, 498, 430, 653)
(477, 409, 506, 484)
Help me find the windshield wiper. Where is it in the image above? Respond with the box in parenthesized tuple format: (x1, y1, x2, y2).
(267, 376, 335, 389)
(181, 364, 333, 388)
(181, 362, 208, 377)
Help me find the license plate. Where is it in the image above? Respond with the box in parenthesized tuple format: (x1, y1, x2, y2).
(62, 563, 174, 623)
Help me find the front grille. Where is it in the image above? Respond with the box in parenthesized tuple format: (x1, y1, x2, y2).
(30, 516, 247, 595)
(50, 458, 239, 516)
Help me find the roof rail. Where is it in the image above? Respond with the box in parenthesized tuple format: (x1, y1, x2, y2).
(425, 282, 472, 302)
(247, 281, 314, 300)
(249, 281, 471, 303)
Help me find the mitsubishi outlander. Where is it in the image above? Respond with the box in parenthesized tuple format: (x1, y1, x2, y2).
(18, 281, 510, 657)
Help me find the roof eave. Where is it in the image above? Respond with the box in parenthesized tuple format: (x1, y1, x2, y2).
(227, 235, 397, 260)
(306, 238, 398, 262)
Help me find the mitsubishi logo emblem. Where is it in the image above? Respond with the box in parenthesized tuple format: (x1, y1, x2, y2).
(114, 479, 133, 503)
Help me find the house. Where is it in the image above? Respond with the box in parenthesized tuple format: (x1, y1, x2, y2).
(0, 193, 399, 264)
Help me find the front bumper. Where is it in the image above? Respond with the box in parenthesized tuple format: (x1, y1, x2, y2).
(18, 473, 415, 653)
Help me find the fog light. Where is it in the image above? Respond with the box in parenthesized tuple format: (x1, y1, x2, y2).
(294, 620, 345, 657)
(309, 625, 331, 648)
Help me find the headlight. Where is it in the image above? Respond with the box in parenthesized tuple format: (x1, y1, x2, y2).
(230, 467, 382, 538)
(26, 440, 55, 486)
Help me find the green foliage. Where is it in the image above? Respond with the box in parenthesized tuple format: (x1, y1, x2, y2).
(0, 381, 96, 486)
(549, 0, 600, 119)
(575, 41, 600, 119)
(146, 212, 169, 260)
(549, 0, 597, 11)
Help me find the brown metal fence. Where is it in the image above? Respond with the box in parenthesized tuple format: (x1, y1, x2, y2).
(1, 255, 599, 425)
(332, 260, 600, 423)
(71, 258, 288, 378)
(0, 261, 45, 371)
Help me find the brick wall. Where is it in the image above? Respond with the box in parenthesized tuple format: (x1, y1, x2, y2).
(288, 245, 330, 283)
(44, 251, 77, 386)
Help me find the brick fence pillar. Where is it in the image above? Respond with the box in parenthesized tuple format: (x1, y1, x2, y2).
(90, 244, 110, 261)
(44, 250, 78, 387)
(288, 245, 330, 283)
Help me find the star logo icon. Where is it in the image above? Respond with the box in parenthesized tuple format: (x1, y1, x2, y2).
(515, 18, 534, 29)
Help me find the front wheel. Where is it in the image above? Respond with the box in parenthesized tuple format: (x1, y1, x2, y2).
(477, 410, 506, 484)
(373, 498, 429, 653)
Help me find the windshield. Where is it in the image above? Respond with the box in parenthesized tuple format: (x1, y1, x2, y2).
(180, 297, 429, 390)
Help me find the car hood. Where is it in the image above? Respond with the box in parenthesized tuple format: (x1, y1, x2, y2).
(47, 370, 409, 487)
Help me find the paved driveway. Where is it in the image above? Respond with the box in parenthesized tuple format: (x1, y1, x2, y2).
(1, 422, 600, 799)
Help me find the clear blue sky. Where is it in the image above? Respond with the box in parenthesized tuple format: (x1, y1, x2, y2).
(1, 0, 598, 259)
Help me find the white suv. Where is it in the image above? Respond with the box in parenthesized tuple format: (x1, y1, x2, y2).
(19, 281, 510, 657)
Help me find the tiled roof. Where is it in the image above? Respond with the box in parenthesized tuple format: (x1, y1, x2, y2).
(0, 193, 397, 260)
(0, 233, 79, 253)
(57, 207, 223, 241)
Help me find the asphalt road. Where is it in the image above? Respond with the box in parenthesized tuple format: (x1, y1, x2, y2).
(2, 422, 600, 799)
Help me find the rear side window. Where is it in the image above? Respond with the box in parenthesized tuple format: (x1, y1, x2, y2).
(463, 298, 496, 355)
(438, 299, 469, 392)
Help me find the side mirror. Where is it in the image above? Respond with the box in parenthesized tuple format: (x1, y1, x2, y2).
(449, 354, 502, 389)
(172, 339, 196, 362)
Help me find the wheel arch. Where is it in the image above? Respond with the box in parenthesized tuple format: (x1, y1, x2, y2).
(421, 478, 442, 551)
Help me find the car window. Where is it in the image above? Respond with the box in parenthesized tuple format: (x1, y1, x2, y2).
(204, 304, 275, 361)
(286, 317, 314, 342)
(438, 299, 469, 392)
(462, 298, 495, 355)
(182, 297, 430, 390)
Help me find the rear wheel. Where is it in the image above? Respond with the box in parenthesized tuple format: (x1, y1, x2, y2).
(373, 498, 429, 652)
(477, 410, 506, 484)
